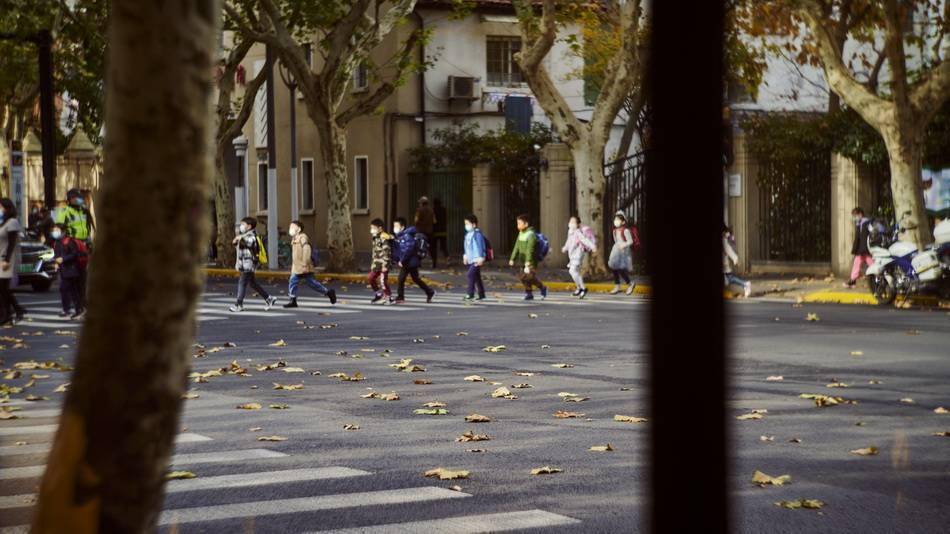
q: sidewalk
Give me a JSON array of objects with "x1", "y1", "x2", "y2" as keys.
[{"x1": 739, "y1": 273, "x2": 947, "y2": 307}]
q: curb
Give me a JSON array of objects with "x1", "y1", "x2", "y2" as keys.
[
  {"x1": 800, "y1": 290, "x2": 940, "y2": 307},
  {"x1": 202, "y1": 268, "x2": 652, "y2": 295}
]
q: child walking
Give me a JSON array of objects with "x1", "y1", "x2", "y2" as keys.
[
  {"x1": 509, "y1": 214, "x2": 547, "y2": 300},
  {"x1": 723, "y1": 225, "x2": 752, "y2": 297},
  {"x1": 230, "y1": 217, "x2": 277, "y2": 312},
  {"x1": 462, "y1": 214, "x2": 488, "y2": 301},
  {"x1": 561, "y1": 215, "x2": 595, "y2": 299},
  {"x1": 283, "y1": 220, "x2": 336, "y2": 307},
  {"x1": 51, "y1": 224, "x2": 85, "y2": 319},
  {"x1": 392, "y1": 217, "x2": 436, "y2": 304},
  {"x1": 607, "y1": 211, "x2": 638, "y2": 295},
  {"x1": 368, "y1": 218, "x2": 393, "y2": 304}
]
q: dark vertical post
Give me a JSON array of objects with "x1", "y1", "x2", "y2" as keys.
[
  {"x1": 646, "y1": 1, "x2": 728, "y2": 533},
  {"x1": 37, "y1": 29, "x2": 57, "y2": 209},
  {"x1": 264, "y1": 45, "x2": 278, "y2": 269}
]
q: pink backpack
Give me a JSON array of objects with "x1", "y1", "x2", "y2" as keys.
[{"x1": 580, "y1": 225, "x2": 597, "y2": 252}]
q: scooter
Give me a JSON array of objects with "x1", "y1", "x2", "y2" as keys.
[{"x1": 866, "y1": 219, "x2": 950, "y2": 305}]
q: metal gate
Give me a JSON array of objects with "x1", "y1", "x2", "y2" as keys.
[
  {"x1": 406, "y1": 168, "x2": 472, "y2": 255},
  {"x1": 499, "y1": 164, "x2": 541, "y2": 253},
  {"x1": 755, "y1": 152, "x2": 831, "y2": 262}
]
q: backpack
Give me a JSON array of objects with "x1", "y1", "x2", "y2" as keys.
[
  {"x1": 414, "y1": 232, "x2": 429, "y2": 259},
  {"x1": 580, "y1": 225, "x2": 597, "y2": 252},
  {"x1": 310, "y1": 246, "x2": 320, "y2": 267},
  {"x1": 534, "y1": 232, "x2": 550, "y2": 263},
  {"x1": 255, "y1": 235, "x2": 268, "y2": 265},
  {"x1": 630, "y1": 225, "x2": 641, "y2": 250},
  {"x1": 65, "y1": 237, "x2": 89, "y2": 270},
  {"x1": 483, "y1": 235, "x2": 494, "y2": 263}
]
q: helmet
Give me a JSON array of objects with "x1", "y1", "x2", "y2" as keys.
[{"x1": 67, "y1": 188, "x2": 82, "y2": 199}]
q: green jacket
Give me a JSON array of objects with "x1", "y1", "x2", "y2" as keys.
[
  {"x1": 54, "y1": 205, "x2": 94, "y2": 241},
  {"x1": 510, "y1": 227, "x2": 537, "y2": 266}
]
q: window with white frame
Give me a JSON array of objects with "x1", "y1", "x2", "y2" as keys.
[
  {"x1": 486, "y1": 36, "x2": 523, "y2": 87},
  {"x1": 354, "y1": 156, "x2": 369, "y2": 212},
  {"x1": 301, "y1": 158, "x2": 314, "y2": 211},
  {"x1": 257, "y1": 161, "x2": 268, "y2": 211},
  {"x1": 353, "y1": 62, "x2": 369, "y2": 92}
]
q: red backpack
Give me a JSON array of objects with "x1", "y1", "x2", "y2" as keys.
[{"x1": 65, "y1": 237, "x2": 90, "y2": 270}]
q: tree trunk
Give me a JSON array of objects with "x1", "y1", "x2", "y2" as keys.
[
  {"x1": 32, "y1": 1, "x2": 219, "y2": 532},
  {"x1": 573, "y1": 137, "x2": 609, "y2": 277},
  {"x1": 213, "y1": 142, "x2": 237, "y2": 268},
  {"x1": 318, "y1": 119, "x2": 357, "y2": 272},
  {"x1": 881, "y1": 126, "x2": 931, "y2": 247}
]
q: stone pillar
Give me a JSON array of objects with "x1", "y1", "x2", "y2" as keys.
[
  {"x1": 831, "y1": 153, "x2": 874, "y2": 278},
  {"x1": 539, "y1": 143, "x2": 573, "y2": 267},
  {"x1": 725, "y1": 129, "x2": 758, "y2": 273},
  {"x1": 472, "y1": 163, "x2": 503, "y2": 252}
]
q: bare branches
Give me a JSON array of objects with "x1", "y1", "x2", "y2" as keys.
[
  {"x1": 223, "y1": 2, "x2": 278, "y2": 46},
  {"x1": 590, "y1": 0, "x2": 643, "y2": 141},
  {"x1": 222, "y1": 63, "x2": 268, "y2": 144}
]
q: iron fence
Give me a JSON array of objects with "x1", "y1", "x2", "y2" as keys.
[
  {"x1": 406, "y1": 168, "x2": 473, "y2": 256},
  {"x1": 499, "y1": 163, "x2": 541, "y2": 253}
]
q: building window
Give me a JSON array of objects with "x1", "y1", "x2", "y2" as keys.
[
  {"x1": 486, "y1": 36, "x2": 523, "y2": 87},
  {"x1": 353, "y1": 62, "x2": 369, "y2": 92},
  {"x1": 301, "y1": 158, "x2": 314, "y2": 211},
  {"x1": 354, "y1": 156, "x2": 368, "y2": 212},
  {"x1": 257, "y1": 161, "x2": 268, "y2": 211}
]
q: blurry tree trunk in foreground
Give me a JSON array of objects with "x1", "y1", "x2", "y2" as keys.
[{"x1": 32, "y1": 1, "x2": 220, "y2": 532}]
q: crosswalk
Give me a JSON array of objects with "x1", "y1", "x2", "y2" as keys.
[
  {"x1": 11, "y1": 290, "x2": 645, "y2": 331},
  {"x1": 0, "y1": 400, "x2": 581, "y2": 533}
]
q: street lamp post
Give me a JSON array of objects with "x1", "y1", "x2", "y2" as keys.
[
  {"x1": 265, "y1": 45, "x2": 278, "y2": 270},
  {"x1": 278, "y1": 60, "x2": 299, "y2": 221},
  {"x1": 233, "y1": 135, "x2": 249, "y2": 223}
]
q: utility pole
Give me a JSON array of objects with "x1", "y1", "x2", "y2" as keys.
[
  {"x1": 265, "y1": 45, "x2": 278, "y2": 270},
  {"x1": 278, "y1": 61, "x2": 299, "y2": 221}
]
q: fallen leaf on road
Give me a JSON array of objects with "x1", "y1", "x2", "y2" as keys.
[
  {"x1": 900, "y1": 398, "x2": 915, "y2": 404},
  {"x1": 269, "y1": 403, "x2": 290, "y2": 410},
  {"x1": 349, "y1": 336, "x2": 369, "y2": 340},
  {"x1": 760, "y1": 435, "x2": 775, "y2": 442},
  {"x1": 465, "y1": 413, "x2": 491, "y2": 423},
  {"x1": 449, "y1": 485, "x2": 463, "y2": 491},
  {"x1": 849, "y1": 447, "x2": 878, "y2": 456},
  {"x1": 456, "y1": 431, "x2": 490, "y2": 442},
  {"x1": 554, "y1": 410, "x2": 585, "y2": 419},
  {"x1": 868, "y1": 379, "x2": 882, "y2": 385},
  {"x1": 3, "y1": 370, "x2": 20, "y2": 379},
  {"x1": 270, "y1": 340, "x2": 287, "y2": 347},
  {"x1": 181, "y1": 393, "x2": 199, "y2": 400},
  {"x1": 775, "y1": 499, "x2": 824, "y2": 510},
  {"x1": 551, "y1": 363, "x2": 574, "y2": 368},
  {"x1": 248, "y1": 427, "x2": 262, "y2": 432},
  {"x1": 491, "y1": 387, "x2": 513, "y2": 398},
  {"x1": 390, "y1": 358, "x2": 426, "y2": 372},
  {"x1": 483, "y1": 345, "x2": 507, "y2": 352},
  {"x1": 932, "y1": 431, "x2": 950, "y2": 437},
  {"x1": 414, "y1": 379, "x2": 432, "y2": 385},
  {"x1": 514, "y1": 371, "x2": 536, "y2": 377},
  {"x1": 906, "y1": 329, "x2": 921, "y2": 335},
  {"x1": 414, "y1": 408, "x2": 449, "y2": 415},
  {"x1": 800, "y1": 393, "x2": 853, "y2": 407},
  {"x1": 343, "y1": 424, "x2": 360, "y2": 431},
  {"x1": 511, "y1": 383, "x2": 533, "y2": 389},
  {"x1": 0, "y1": 411, "x2": 19, "y2": 420},
  {"x1": 256, "y1": 361, "x2": 287, "y2": 371},
  {"x1": 766, "y1": 376, "x2": 784, "y2": 381},
  {"x1": 736, "y1": 412, "x2": 764, "y2": 420},
  {"x1": 806, "y1": 313, "x2": 819, "y2": 321},
  {"x1": 540, "y1": 344, "x2": 551, "y2": 349},
  {"x1": 257, "y1": 435, "x2": 287, "y2": 442},
  {"x1": 850, "y1": 351, "x2": 864, "y2": 357},
  {"x1": 166, "y1": 471, "x2": 196, "y2": 480},
  {"x1": 422, "y1": 401, "x2": 446, "y2": 408},
  {"x1": 456, "y1": 332, "x2": 468, "y2": 336},
  {"x1": 528, "y1": 313, "x2": 539, "y2": 319},
  {"x1": 328, "y1": 372, "x2": 365, "y2": 382},
  {"x1": 826, "y1": 382, "x2": 849, "y2": 388},
  {"x1": 935, "y1": 407, "x2": 948, "y2": 414},
  {"x1": 362, "y1": 391, "x2": 400, "y2": 401},
  {"x1": 25, "y1": 395, "x2": 47, "y2": 401},
  {"x1": 464, "y1": 375, "x2": 486, "y2": 382},
  {"x1": 468, "y1": 448, "x2": 486, "y2": 453},
  {"x1": 236, "y1": 403, "x2": 261, "y2": 410},
  {"x1": 589, "y1": 444, "x2": 614, "y2": 452},
  {"x1": 789, "y1": 438, "x2": 802, "y2": 443},
  {"x1": 752, "y1": 470, "x2": 791, "y2": 486},
  {"x1": 273, "y1": 383, "x2": 303, "y2": 390},
  {"x1": 531, "y1": 466, "x2": 562, "y2": 475},
  {"x1": 424, "y1": 468, "x2": 470, "y2": 480},
  {"x1": 320, "y1": 323, "x2": 338, "y2": 329},
  {"x1": 614, "y1": 415, "x2": 648, "y2": 423}
]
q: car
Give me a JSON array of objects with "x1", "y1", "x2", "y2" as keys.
[{"x1": 17, "y1": 231, "x2": 58, "y2": 292}]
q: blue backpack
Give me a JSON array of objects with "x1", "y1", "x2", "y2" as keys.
[
  {"x1": 534, "y1": 232, "x2": 550, "y2": 263},
  {"x1": 310, "y1": 246, "x2": 320, "y2": 266}
]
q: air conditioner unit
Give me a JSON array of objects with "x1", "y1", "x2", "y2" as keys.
[{"x1": 448, "y1": 75, "x2": 479, "y2": 100}]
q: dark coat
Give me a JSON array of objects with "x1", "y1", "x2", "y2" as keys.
[
  {"x1": 53, "y1": 238, "x2": 82, "y2": 279},
  {"x1": 851, "y1": 218, "x2": 871, "y2": 256},
  {"x1": 393, "y1": 226, "x2": 421, "y2": 269}
]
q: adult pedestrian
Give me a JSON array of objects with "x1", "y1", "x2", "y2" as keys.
[
  {"x1": 54, "y1": 188, "x2": 95, "y2": 306},
  {"x1": 0, "y1": 198, "x2": 26, "y2": 324},
  {"x1": 462, "y1": 214, "x2": 487, "y2": 301},
  {"x1": 392, "y1": 216, "x2": 435, "y2": 304},
  {"x1": 229, "y1": 217, "x2": 278, "y2": 312},
  {"x1": 561, "y1": 215, "x2": 596, "y2": 298},
  {"x1": 607, "y1": 211, "x2": 638, "y2": 295},
  {"x1": 844, "y1": 207, "x2": 873, "y2": 288},
  {"x1": 51, "y1": 223, "x2": 85, "y2": 319},
  {"x1": 282, "y1": 220, "x2": 336, "y2": 308},
  {"x1": 414, "y1": 196, "x2": 435, "y2": 263},
  {"x1": 509, "y1": 213, "x2": 547, "y2": 300},
  {"x1": 431, "y1": 197, "x2": 447, "y2": 268}
]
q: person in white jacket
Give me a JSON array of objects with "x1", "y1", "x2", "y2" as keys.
[
  {"x1": 723, "y1": 225, "x2": 752, "y2": 298},
  {"x1": 561, "y1": 216, "x2": 596, "y2": 298}
]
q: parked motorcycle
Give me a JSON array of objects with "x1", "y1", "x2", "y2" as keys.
[{"x1": 866, "y1": 219, "x2": 950, "y2": 305}]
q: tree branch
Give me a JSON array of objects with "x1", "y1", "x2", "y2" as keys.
[
  {"x1": 590, "y1": 0, "x2": 642, "y2": 142},
  {"x1": 221, "y1": 62, "x2": 267, "y2": 143},
  {"x1": 223, "y1": 1, "x2": 278, "y2": 46}
]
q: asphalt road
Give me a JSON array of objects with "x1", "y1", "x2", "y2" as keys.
[{"x1": 0, "y1": 280, "x2": 948, "y2": 533}]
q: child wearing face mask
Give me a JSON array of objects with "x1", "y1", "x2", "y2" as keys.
[
  {"x1": 368, "y1": 218, "x2": 393, "y2": 304},
  {"x1": 462, "y1": 214, "x2": 488, "y2": 301},
  {"x1": 51, "y1": 224, "x2": 84, "y2": 319},
  {"x1": 561, "y1": 215, "x2": 596, "y2": 298},
  {"x1": 283, "y1": 220, "x2": 336, "y2": 308},
  {"x1": 607, "y1": 211, "x2": 638, "y2": 295},
  {"x1": 229, "y1": 217, "x2": 277, "y2": 312}
]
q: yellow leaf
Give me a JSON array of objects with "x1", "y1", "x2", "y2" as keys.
[
  {"x1": 849, "y1": 447, "x2": 878, "y2": 456},
  {"x1": 465, "y1": 413, "x2": 491, "y2": 423},
  {"x1": 269, "y1": 403, "x2": 290, "y2": 409},
  {"x1": 826, "y1": 382, "x2": 849, "y2": 388},
  {"x1": 932, "y1": 431, "x2": 950, "y2": 437},
  {"x1": 752, "y1": 470, "x2": 791, "y2": 486},
  {"x1": 166, "y1": 471, "x2": 197, "y2": 480},
  {"x1": 422, "y1": 401, "x2": 446, "y2": 408},
  {"x1": 236, "y1": 403, "x2": 262, "y2": 410},
  {"x1": 514, "y1": 371, "x2": 536, "y2": 377},
  {"x1": 511, "y1": 383, "x2": 533, "y2": 389},
  {"x1": 530, "y1": 466, "x2": 562, "y2": 475},
  {"x1": 589, "y1": 444, "x2": 614, "y2": 452},
  {"x1": 554, "y1": 410, "x2": 585, "y2": 419},
  {"x1": 456, "y1": 430, "x2": 490, "y2": 442},
  {"x1": 181, "y1": 393, "x2": 200, "y2": 400},
  {"x1": 54, "y1": 383, "x2": 69, "y2": 393},
  {"x1": 491, "y1": 387, "x2": 512, "y2": 398},
  {"x1": 806, "y1": 313, "x2": 819, "y2": 321},
  {"x1": 270, "y1": 339, "x2": 288, "y2": 347},
  {"x1": 282, "y1": 367, "x2": 306, "y2": 373},
  {"x1": 256, "y1": 361, "x2": 287, "y2": 371},
  {"x1": 850, "y1": 351, "x2": 864, "y2": 356},
  {"x1": 0, "y1": 410, "x2": 19, "y2": 420},
  {"x1": 736, "y1": 412, "x2": 764, "y2": 420},
  {"x1": 934, "y1": 407, "x2": 948, "y2": 414},
  {"x1": 414, "y1": 379, "x2": 432, "y2": 385},
  {"x1": 272, "y1": 383, "x2": 304, "y2": 390},
  {"x1": 248, "y1": 427, "x2": 262, "y2": 432},
  {"x1": 775, "y1": 499, "x2": 824, "y2": 509},
  {"x1": 765, "y1": 375, "x2": 784, "y2": 381},
  {"x1": 423, "y1": 467, "x2": 470, "y2": 480},
  {"x1": 899, "y1": 398, "x2": 914, "y2": 404},
  {"x1": 483, "y1": 345, "x2": 507, "y2": 352},
  {"x1": 760, "y1": 435, "x2": 775, "y2": 442},
  {"x1": 257, "y1": 435, "x2": 288, "y2": 442},
  {"x1": 614, "y1": 414, "x2": 648, "y2": 423},
  {"x1": 464, "y1": 375, "x2": 485, "y2": 382},
  {"x1": 343, "y1": 424, "x2": 360, "y2": 431}
]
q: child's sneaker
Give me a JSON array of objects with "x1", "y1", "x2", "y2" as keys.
[
  {"x1": 328, "y1": 289, "x2": 337, "y2": 305},
  {"x1": 463, "y1": 295, "x2": 476, "y2": 302},
  {"x1": 371, "y1": 293, "x2": 383, "y2": 304},
  {"x1": 392, "y1": 298, "x2": 405, "y2": 305},
  {"x1": 426, "y1": 290, "x2": 436, "y2": 303},
  {"x1": 58, "y1": 310, "x2": 72, "y2": 318},
  {"x1": 572, "y1": 289, "x2": 582, "y2": 297},
  {"x1": 578, "y1": 288, "x2": 588, "y2": 299},
  {"x1": 70, "y1": 309, "x2": 85, "y2": 320},
  {"x1": 264, "y1": 296, "x2": 278, "y2": 310},
  {"x1": 626, "y1": 283, "x2": 635, "y2": 295},
  {"x1": 609, "y1": 284, "x2": 621, "y2": 295},
  {"x1": 476, "y1": 295, "x2": 487, "y2": 301},
  {"x1": 229, "y1": 304, "x2": 245, "y2": 313},
  {"x1": 743, "y1": 281, "x2": 752, "y2": 298},
  {"x1": 523, "y1": 293, "x2": 534, "y2": 301},
  {"x1": 540, "y1": 286, "x2": 548, "y2": 300},
  {"x1": 283, "y1": 299, "x2": 298, "y2": 308}
]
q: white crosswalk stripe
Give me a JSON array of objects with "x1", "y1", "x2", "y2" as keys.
[{"x1": 316, "y1": 509, "x2": 582, "y2": 533}]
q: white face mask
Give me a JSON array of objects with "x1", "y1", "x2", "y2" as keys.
[
  {"x1": 394, "y1": 225, "x2": 403, "y2": 234},
  {"x1": 51, "y1": 230, "x2": 63, "y2": 240},
  {"x1": 289, "y1": 226, "x2": 299, "y2": 237},
  {"x1": 464, "y1": 223, "x2": 474, "y2": 232},
  {"x1": 613, "y1": 220, "x2": 623, "y2": 228},
  {"x1": 239, "y1": 224, "x2": 248, "y2": 233},
  {"x1": 370, "y1": 228, "x2": 379, "y2": 236},
  {"x1": 568, "y1": 222, "x2": 578, "y2": 230}
]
